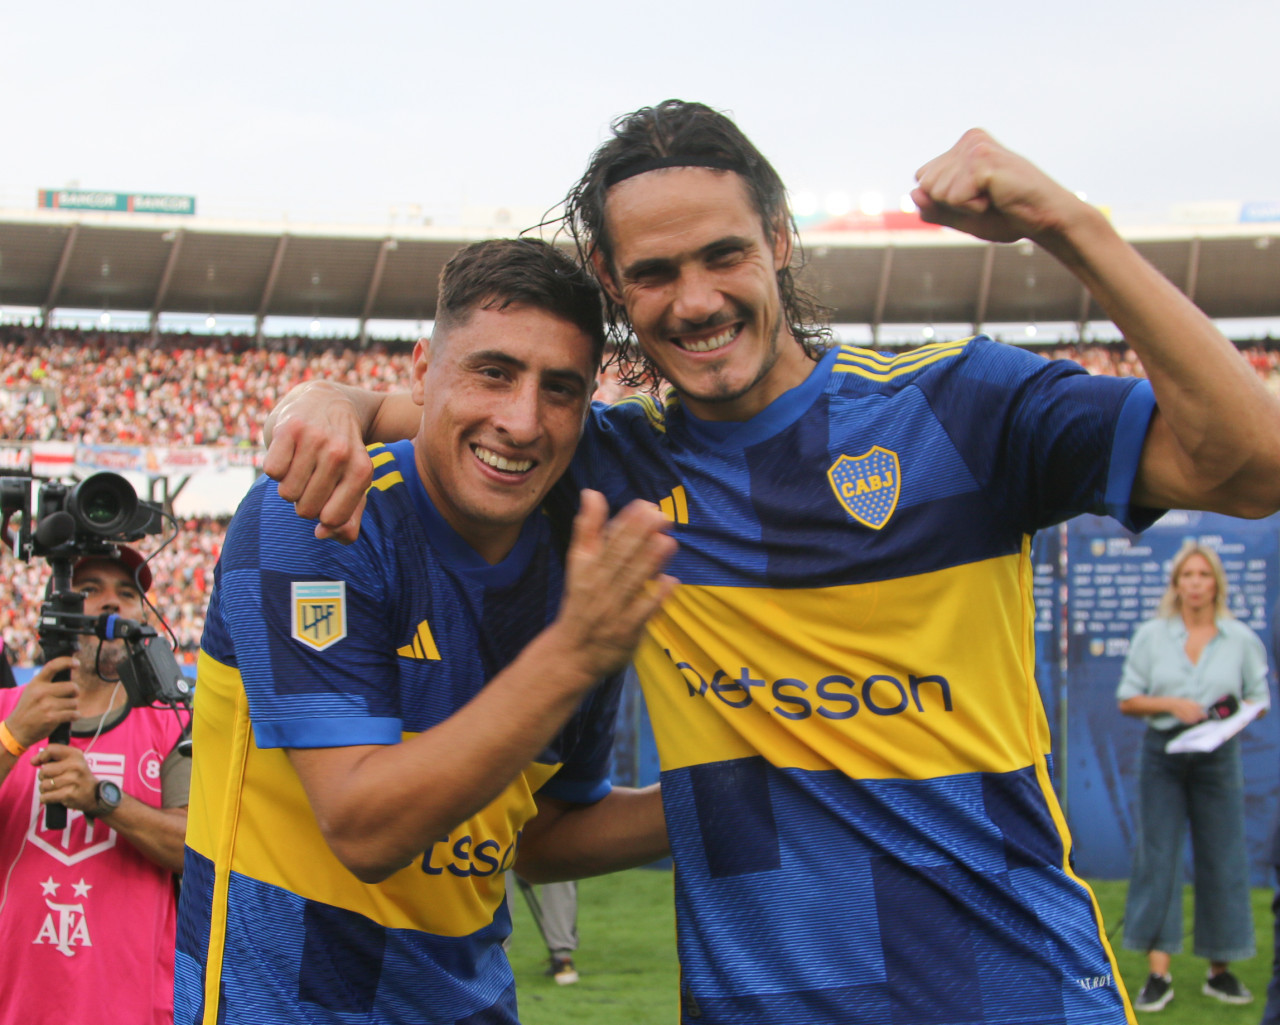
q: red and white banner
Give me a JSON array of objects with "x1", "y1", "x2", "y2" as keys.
[
  {"x1": 31, "y1": 442, "x2": 76, "y2": 478},
  {"x1": 1, "y1": 443, "x2": 263, "y2": 479}
]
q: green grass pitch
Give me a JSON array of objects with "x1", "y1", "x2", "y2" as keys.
[{"x1": 506, "y1": 870, "x2": 1276, "y2": 1025}]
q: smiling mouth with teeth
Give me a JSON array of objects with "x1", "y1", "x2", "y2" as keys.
[
  {"x1": 677, "y1": 324, "x2": 738, "y2": 353},
  {"x1": 473, "y1": 445, "x2": 534, "y2": 474}
]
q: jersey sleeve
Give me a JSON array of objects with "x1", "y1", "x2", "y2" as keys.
[
  {"x1": 212, "y1": 477, "x2": 404, "y2": 750},
  {"x1": 537, "y1": 668, "x2": 625, "y2": 805},
  {"x1": 921, "y1": 338, "x2": 1162, "y2": 533}
]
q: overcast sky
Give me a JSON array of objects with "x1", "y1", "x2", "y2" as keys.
[{"x1": 3, "y1": 0, "x2": 1277, "y2": 227}]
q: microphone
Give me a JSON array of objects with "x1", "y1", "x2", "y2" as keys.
[{"x1": 33, "y1": 511, "x2": 75, "y2": 550}]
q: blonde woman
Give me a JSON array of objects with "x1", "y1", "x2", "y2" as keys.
[{"x1": 1117, "y1": 542, "x2": 1270, "y2": 1011}]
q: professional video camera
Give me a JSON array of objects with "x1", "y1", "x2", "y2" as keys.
[{"x1": 1, "y1": 472, "x2": 192, "y2": 827}]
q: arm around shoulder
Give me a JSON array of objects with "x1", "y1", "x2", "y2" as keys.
[{"x1": 262, "y1": 382, "x2": 420, "y2": 541}]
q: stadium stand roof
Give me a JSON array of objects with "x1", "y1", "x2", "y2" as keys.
[{"x1": 1, "y1": 208, "x2": 1277, "y2": 340}]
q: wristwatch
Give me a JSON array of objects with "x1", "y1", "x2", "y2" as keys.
[{"x1": 91, "y1": 779, "x2": 123, "y2": 819}]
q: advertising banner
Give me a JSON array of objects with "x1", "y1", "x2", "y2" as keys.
[{"x1": 37, "y1": 189, "x2": 196, "y2": 215}]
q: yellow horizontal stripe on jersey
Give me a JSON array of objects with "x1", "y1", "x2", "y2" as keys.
[
  {"x1": 834, "y1": 351, "x2": 965, "y2": 382},
  {"x1": 368, "y1": 471, "x2": 404, "y2": 492},
  {"x1": 370, "y1": 449, "x2": 396, "y2": 469},
  {"x1": 836, "y1": 338, "x2": 971, "y2": 365},
  {"x1": 635, "y1": 544, "x2": 1048, "y2": 781},
  {"x1": 612, "y1": 393, "x2": 667, "y2": 434},
  {"x1": 191, "y1": 654, "x2": 559, "y2": 937},
  {"x1": 834, "y1": 341, "x2": 969, "y2": 381}
]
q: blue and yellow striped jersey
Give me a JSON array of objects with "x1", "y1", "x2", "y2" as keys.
[
  {"x1": 176, "y1": 439, "x2": 619, "y2": 1025},
  {"x1": 570, "y1": 339, "x2": 1156, "y2": 1025}
]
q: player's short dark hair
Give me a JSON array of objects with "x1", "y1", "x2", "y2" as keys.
[
  {"x1": 559, "y1": 99, "x2": 832, "y2": 389},
  {"x1": 434, "y1": 238, "x2": 606, "y2": 369}
]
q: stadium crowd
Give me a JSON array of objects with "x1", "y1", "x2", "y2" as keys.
[
  {"x1": 1, "y1": 324, "x2": 1278, "y2": 665},
  {"x1": 0, "y1": 515, "x2": 228, "y2": 665},
  {"x1": 0, "y1": 323, "x2": 411, "y2": 446}
]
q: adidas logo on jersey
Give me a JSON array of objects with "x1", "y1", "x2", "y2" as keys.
[
  {"x1": 397, "y1": 620, "x2": 441, "y2": 660},
  {"x1": 657, "y1": 485, "x2": 689, "y2": 525}
]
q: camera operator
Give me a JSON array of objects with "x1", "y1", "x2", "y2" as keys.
[{"x1": 0, "y1": 546, "x2": 189, "y2": 1025}]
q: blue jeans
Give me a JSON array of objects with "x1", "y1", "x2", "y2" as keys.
[{"x1": 1121, "y1": 730, "x2": 1254, "y2": 962}]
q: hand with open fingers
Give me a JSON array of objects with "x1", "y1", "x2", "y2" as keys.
[
  {"x1": 33, "y1": 744, "x2": 98, "y2": 812},
  {"x1": 555, "y1": 490, "x2": 679, "y2": 682},
  {"x1": 4, "y1": 656, "x2": 80, "y2": 749},
  {"x1": 262, "y1": 382, "x2": 373, "y2": 543},
  {"x1": 911, "y1": 128, "x2": 1085, "y2": 245}
]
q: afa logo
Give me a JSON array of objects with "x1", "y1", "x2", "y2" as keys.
[
  {"x1": 291, "y1": 581, "x2": 347, "y2": 651},
  {"x1": 27, "y1": 753, "x2": 126, "y2": 866},
  {"x1": 828, "y1": 446, "x2": 900, "y2": 530}
]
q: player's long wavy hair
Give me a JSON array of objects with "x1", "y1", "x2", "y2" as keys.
[{"x1": 557, "y1": 99, "x2": 833, "y2": 392}]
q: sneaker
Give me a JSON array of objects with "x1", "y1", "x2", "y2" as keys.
[
  {"x1": 1133, "y1": 973, "x2": 1174, "y2": 1012},
  {"x1": 547, "y1": 955, "x2": 579, "y2": 986},
  {"x1": 1202, "y1": 969, "x2": 1253, "y2": 1005}
]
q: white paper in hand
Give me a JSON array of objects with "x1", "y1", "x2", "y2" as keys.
[{"x1": 1165, "y1": 700, "x2": 1267, "y2": 754}]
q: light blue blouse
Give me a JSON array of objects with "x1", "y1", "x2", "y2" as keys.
[{"x1": 1116, "y1": 615, "x2": 1270, "y2": 731}]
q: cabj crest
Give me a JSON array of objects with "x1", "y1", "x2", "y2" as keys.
[{"x1": 828, "y1": 447, "x2": 901, "y2": 530}]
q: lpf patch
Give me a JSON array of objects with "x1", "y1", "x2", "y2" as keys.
[
  {"x1": 828, "y1": 447, "x2": 901, "y2": 530},
  {"x1": 291, "y1": 581, "x2": 347, "y2": 651}
]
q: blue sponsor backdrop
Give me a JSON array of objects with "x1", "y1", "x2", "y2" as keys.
[
  {"x1": 612, "y1": 511, "x2": 1280, "y2": 884},
  {"x1": 1033, "y1": 526, "x2": 1065, "y2": 758},
  {"x1": 1063, "y1": 510, "x2": 1280, "y2": 885}
]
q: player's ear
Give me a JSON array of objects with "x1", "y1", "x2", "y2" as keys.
[
  {"x1": 591, "y1": 249, "x2": 623, "y2": 305},
  {"x1": 770, "y1": 219, "x2": 792, "y2": 271},
  {"x1": 410, "y1": 337, "x2": 432, "y2": 404}
]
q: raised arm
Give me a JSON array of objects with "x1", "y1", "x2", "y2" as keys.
[
  {"x1": 286, "y1": 491, "x2": 678, "y2": 884},
  {"x1": 913, "y1": 129, "x2": 1280, "y2": 518},
  {"x1": 263, "y1": 381, "x2": 418, "y2": 541}
]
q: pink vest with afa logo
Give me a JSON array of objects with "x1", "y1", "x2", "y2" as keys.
[{"x1": 0, "y1": 688, "x2": 186, "y2": 1025}]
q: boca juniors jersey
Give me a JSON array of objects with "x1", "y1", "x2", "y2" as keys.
[
  {"x1": 177, "y1": 439, "x2": 619, "y2": 1025},
  {"x1": 569, "y1": 338, "x2": 1157, "y2": 1025}
]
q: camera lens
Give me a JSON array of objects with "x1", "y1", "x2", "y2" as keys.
[
  {"x1": 66, "y1": 473, "x2": 138, "y2": 537},
  {"x1": 83, "y1": 492, "x2": 120, "y2": 525}
]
